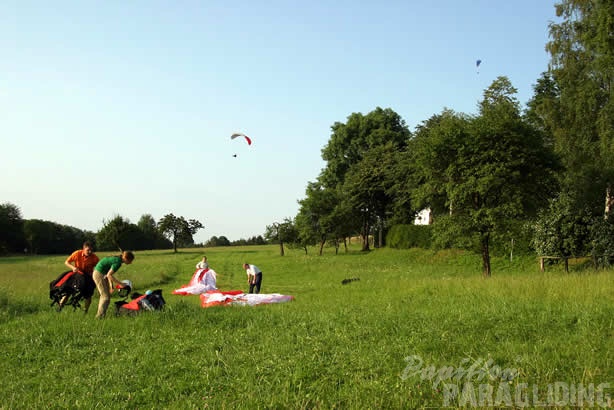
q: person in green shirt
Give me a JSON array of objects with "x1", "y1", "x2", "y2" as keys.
[{"x1": 93, "y1": 250, "x2": 135, "y2": 318}]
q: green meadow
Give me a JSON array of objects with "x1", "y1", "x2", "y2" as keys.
[{"x1": 0, "y1": 245, "x2": 612, "y2": 409}]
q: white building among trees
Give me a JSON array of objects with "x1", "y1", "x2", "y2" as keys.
[{"x1": 414, "y1": 208, "x2": 431, "y2": 225}]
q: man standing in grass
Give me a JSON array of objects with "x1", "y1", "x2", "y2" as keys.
[
  {"x1": 243, "y1": 263, "x2": 262, "y2": 294},
  {"x1": 60, "y1": 241, "x2": 99, "y2": 312}
]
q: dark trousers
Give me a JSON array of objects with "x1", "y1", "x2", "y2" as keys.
[{"x1": 249, "y1": 273, "x2": 262, "y2": 294}]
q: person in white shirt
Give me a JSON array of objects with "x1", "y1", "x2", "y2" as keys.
[
  {"x1": 196, "y1": 256, "x2": 209, "y2": 270},
  {"x1": 243, "y1": 263, "x2": 262, "y2": 294}
]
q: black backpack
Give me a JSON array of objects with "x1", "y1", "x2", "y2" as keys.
[
  {"x1": 115, "y1": 289, "x2": 166, "y2": 316},
  {"x1": 49, "y1": 271, "x2": 95, "y2": 311}
]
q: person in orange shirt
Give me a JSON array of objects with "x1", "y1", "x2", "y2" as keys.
[{"x1": 61, "y1": 241, "x2": 99, "y2": 312}]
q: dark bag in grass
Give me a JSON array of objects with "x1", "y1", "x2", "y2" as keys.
[
  {"x1": 49, "y1": 270, "x2": 96, "y2": 311},
  {"x1": 115, "y1": 289, "x2": 166, "y2": 316}
]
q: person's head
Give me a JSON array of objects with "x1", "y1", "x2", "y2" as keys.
[
  {"x1": 243, "y1": 263, "x2": 249, "y2": 270},
  {"x1": 202, "y1": 256, "x2": 207, "y2": 262},
  {"x1": 82, "y1": 241, "x2": 94, "y2": 256},
  {"x1": 122, "y1": 251, "x2": 135, "y2": 265}
]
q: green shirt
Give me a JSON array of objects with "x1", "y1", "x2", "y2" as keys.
[{"x1": 94, "y1": 256, "x2": 123, "y2": 274}]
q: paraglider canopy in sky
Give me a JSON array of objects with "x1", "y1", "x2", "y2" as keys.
[
  {"x1": 231, "y1": 133, "x2": 252, "y2": 145},
  {"x1": 476, "y1": 59, "x2": 482, "y2": 74}
]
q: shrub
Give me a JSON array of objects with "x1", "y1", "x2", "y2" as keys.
[
  {"x1": 386, "y1": 224, "x2": 432, "y2": 249},
  {"x1": 590, "y1": 215, "x2": 614, "y2": 268}
]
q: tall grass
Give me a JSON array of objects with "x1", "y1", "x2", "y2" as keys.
[{"x1": 0, "y1": 246, "x2": 612, "y2": 409}]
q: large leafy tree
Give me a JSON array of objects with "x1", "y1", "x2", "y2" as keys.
[
  {"x1": 327, "y1": 199, "x2": 358, "y2": 253},
  {"x1": 136, "y1": 214, "x2": 171, "y2": 250},
  {"x1": 158, "y1": 213, "x2": 204, "y2": 253},
  {"x1": 97, "y1": 215, "x2": 149, "y2": 251},
  {"x1": 308, "y1": 107, "x2": 411, "y2": 251},
  {"x1": 532, "y1": 191, "x2": 593, "y2": 259},
  {"x1": 413, "y1": 77, "x2": 560, "y2": 277},
  {"x1": 544, "y1": 0, "x2": 614, "y2": 215},
  {"x1": 296, "y1": 182, "x2": 341, "y2": 255},
  {"x1": 136, "y1": 214, "x2": 159, "y2": 249},
  {"x1": 320, "y1": 107, "x2": 411, "y2": 188},
  {"x1": 0, "y1": 202, "x2": 25, "y2": 254},
  {"x1": 343, "y1": 143, "x2": 399, "y2": 250}
]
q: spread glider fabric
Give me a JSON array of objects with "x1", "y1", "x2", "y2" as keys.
[
  {"x1": 200, "y1": 291, "x2": 294, "y2": 308},
  {"x1": 172, "y1": 268, "x2": 218, "y2": 295}
]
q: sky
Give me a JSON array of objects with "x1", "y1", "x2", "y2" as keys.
[{"x1": 1, "y1": 0, "x2": 558, "y2": 244}]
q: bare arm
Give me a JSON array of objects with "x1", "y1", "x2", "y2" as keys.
[
  {"x1": 64, "y1": 258, "x2": 78, "y2": 272},
  {"x1": 105, "y1": 269, "x2": 124, "y2": 291}
]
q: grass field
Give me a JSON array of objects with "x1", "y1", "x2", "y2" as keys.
[{"x1": 0, "y1": 245, "x2": 612, "y2": 409}]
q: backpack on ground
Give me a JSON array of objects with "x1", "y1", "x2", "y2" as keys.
[{"x1": 114, "y1": 289, "x2": 166, "y2": 316}]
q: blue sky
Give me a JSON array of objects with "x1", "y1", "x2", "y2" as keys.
[{"x1": 1, "y1": 1, "x2": 557, "y2": 243}]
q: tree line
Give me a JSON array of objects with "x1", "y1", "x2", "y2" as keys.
[
  {"x1": 265, "y1": 0, "x2": 614, "y2": 276},
  {"x1": 0, "y1": 203, "x2": 270, "y2": 255},
  {"x1": 0, "y1": 206, "x2": 207, "y2": 255}
]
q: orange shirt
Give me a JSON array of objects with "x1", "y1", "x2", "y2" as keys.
[{"x1": 66, "y1": 250, "x2": 100, "y2": 274}]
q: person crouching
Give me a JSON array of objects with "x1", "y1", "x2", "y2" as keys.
[{"x1": 93, "y1": 251, "x2": 135, "y2": 319}]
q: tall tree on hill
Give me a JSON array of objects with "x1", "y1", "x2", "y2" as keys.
[
  {"x1": 413, "y1": 78, "x2": 560, "y2": 277},
  {"x1": 544, "y1": 0, "x2": 614, "y2": 216},
  {"x1": 158, "y1": 213, "x2": 204, "y2": 253}
]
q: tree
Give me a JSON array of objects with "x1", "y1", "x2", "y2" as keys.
[
  {"x1": 137, "y1": 214, "x2": 157, "y2": 249},
  {"x1": 413, "y1": 78, "x2": 560, "y2": 277},
  {"x1": 387, "y1": 148, "x2": 420, "y2": 226},
  {"x1": 217, "y1": 236, "x2": 231, "y2": 246},
  {"x1": 545, "y1": 0, "x2": 614, "y2": 216},
  {"x1": 320, "y1": 107, "x2": 411, "y2": 188},
  {"x1": 0, "y1": 202, "x2": 25, "y2": 254},
  {"x1": 343, "y1": 143, "x2": 399, "y2": 250},
  {"x1": 532, "y1": 191, "x2": 592, "y2": 261},
  {"x1": 23, "y1": 219, "x2": 89, "y2": 254},
  {"x1": 205, "y1": 236, "x2": 230, "y2": 247},
  {"x1": 327, "y1": 199, "x2": 358, "y2": 253},
  {"x1": 158, "y1": 213, "x2": 204, "y2": 252},
  {"x1": 265, "y1": 218, "x2": 298, "y2": 256},
  {"x1": 296, "y1": 182, "x2": 341, "y2": 255},
  {"x1": 97, "y1": 215, "x2": 150, "y2": 251},
  {"x1": 136, "y1": 214, "x2": 172, "y2": 249}
]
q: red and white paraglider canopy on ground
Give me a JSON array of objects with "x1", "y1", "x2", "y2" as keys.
[
  {"x1": 173, "y1": 268, "x2": 218, "y2": 295},
  {"x1": 173, "y1": 266, "x2": 294, "y2": 307},
  {"x1": 200, "y1": 291, "x2": 294, "y2": 308}
]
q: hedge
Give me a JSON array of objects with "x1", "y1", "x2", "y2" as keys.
[{"x1": 386, "y1": 224, "x2": 432, "y2": 249}]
